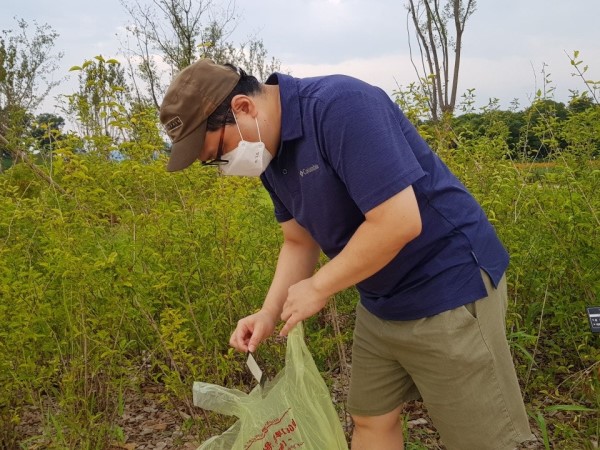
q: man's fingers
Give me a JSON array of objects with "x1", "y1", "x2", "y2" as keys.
[
  {"x1": 230, "y1": 311, "x2": 278, "y2": 352},
  {"x1": 229, "y1": 335, "x2": 247, "y2": 352},
  {"x1": 279, "y1": 315, "x2": 299, "y2": 337},
  {"x1": 248, "y1": 338, "x2": 258, "y2": 353},
  {"x1": 280, "y1": 302, "x2": 291, "y2": 322},
  {"x1": 248, "y1": 324, "x2": 265, "y2": 353},
  {"x1": 230, "y1": 324, "x2": 252, "y2": 352}
]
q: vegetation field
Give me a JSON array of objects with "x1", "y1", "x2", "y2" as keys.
[
  {"x1": 0, "y1": 17, "x2": 598, "y2": 448},
  {"x1": 1, "y1": 104, "x2": 598, "y2": 449}
]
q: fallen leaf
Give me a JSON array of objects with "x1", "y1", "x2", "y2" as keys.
[{"x1": 407, "y1": 418, "x2": 428, "y2": 428}]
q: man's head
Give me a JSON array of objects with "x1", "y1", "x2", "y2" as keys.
[{"x1": 160, "y1": 59, "x2": 263, "y2": 172}]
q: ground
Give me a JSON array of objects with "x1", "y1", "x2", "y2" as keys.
[
  {"x1": 15, "y1": 378, "x2": 547, "y2": 449},
  {"x1": 14, "y1": 344, "x2": 550, "y2": 450}
]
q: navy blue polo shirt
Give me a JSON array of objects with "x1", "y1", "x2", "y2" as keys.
[{"x1": 260, "y1": 73, "x2": 509, "y2": 320}]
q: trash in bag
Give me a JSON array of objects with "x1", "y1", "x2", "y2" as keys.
[{"x1": 193, "y1": 323, "x2": 349, "y2": 450}]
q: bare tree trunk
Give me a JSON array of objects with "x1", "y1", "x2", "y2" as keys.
[
  {"x1": 449, "y1": 0, "x2": 475, "y2": 112},
  {"x1": 406, "y1": 0, "x2": 477, "y2": 120},
  {"x1": 120, "y1": 0, "x2": 232, "y2": 106},
  {"x1": 407, "y1": 0, "x2": 439, "y2": 120}
]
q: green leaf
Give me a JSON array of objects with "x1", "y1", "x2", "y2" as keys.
[
  {"x1": 510, "y1": 342, "x2": 535, "y2": 364},
  {"x1": 69, "y1": 65, "x2": 82, "y2": 71},
  {"x1": 545, "y1": 404, "x2": 596, "y2": 412},
  {"x1": 106, "y1": 58, "x2": 120, "y2": 65}
]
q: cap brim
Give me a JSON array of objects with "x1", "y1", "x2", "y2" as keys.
[{"x1": 166, "y1": 121, "x2": 207, "y2": 172}]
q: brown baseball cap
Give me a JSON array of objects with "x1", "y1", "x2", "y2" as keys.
[{"x1": 160, "y1": 59, "x2": 240, "y2": 172}]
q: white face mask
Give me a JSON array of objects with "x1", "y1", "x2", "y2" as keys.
[{"x1": 219, "y1": 112, "x2": 273, "y2": 177}]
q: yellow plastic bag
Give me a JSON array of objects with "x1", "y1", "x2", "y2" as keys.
[{"x1": 193, "y1": 323, "x2": 349, "y2": 450}]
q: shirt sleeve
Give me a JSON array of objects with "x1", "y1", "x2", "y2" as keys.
[
  {"x1": 260, "y1": 173, "x2": 293, "y2": 222},
  {"x1": 318, "y1": 85, "x2": 425, "y2": 214}
]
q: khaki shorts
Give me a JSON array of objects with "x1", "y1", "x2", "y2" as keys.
[{"x1": 348, "y1": 271, "x2": 534, "y2": 450}]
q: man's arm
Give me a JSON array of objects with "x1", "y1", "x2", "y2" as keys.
[
  {"x1": 280, "y1": 185, "x2": 421, "y2": 336},
  {"x1": 229, "y1": 218, "x2": 320, "y2": 352}
]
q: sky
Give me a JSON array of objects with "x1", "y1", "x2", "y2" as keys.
[{"x1": 2, "y1": 0, "x2": 599, "y2": 116}]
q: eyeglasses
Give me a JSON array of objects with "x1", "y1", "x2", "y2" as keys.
[{"x1": 201, "y1": 110, "x2": 230, "y2": 166}]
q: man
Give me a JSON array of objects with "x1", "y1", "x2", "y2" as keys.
[{"x1": 160, "y1": 59, "x2": 534, "y2": 450}]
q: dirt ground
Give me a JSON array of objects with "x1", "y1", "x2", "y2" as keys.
[{"x1": 14, "y1": 361, "x2": 546, "y2": 449}]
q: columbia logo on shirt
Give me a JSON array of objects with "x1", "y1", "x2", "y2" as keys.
[{"x1": 299, "y1": 164, "x2": 319, "y2": 177}]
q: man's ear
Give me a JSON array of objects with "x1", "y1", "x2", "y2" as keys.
[{"x1": 231, "y1": 94, "x2": 257, "y2": 117}]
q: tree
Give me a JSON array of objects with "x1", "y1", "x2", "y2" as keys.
[
  {"x1": 0, "y1": 18, "x2": 62, "y2": 115},
  {"x1": 198, "y1": 20, "x2": 280, "y2": 83},
  {"x1": 64, "y1": 56, "x2": 168, "y2": 162},
  {"x1": 65, "y1": 56, "x2": 129, "y2": 145},
  {"x1": 28, "y1": 112, "x2": 65, "y2": 154},
  {"x1": 406, "y1": 0, "x2": 477, "y2": 121},
  {"x1": 522, "y1": 99, "x2": 568, "y2": 160},
  {"x1": 567, "y1": 92, "x2": 596, "y2": 114},
  {"x1": 0, "y1": 18, "x2": 62, "y2": 171},
  {"x1": 120, "y1": 0, "x2": 279, "y2": 109}
]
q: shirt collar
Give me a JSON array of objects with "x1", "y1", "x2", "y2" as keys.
[{"x1": 266, "y1": 73, "x2": 303, "y2": 143}]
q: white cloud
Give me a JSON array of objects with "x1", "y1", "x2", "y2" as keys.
[
  {"x1": 2, "y1": 0, "x2": 599, "y2": 115},
  {"x1": 281, "y1": 53, "x2": 415, "y2": 95}
]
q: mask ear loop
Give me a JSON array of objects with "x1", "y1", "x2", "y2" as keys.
[
  {"x1": 231, "y1": 110, "x2": 262, "y2": 143},
  {"x1": 254, "y1": 117, "x2": 262, "y2": 143},
  {"x1": 231, "y1": 110, "x2": 244, "y2": 140}
]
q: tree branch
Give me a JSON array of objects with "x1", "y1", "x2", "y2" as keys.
[{"x1": 0, "y1": 131, "x2": 68, "y2": 195}]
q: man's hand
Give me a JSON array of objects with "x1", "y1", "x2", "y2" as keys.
[
  {"x1": 229, "y1": 219, "x2": 321, "y2": 352},
  {"x1": 280, "y1": 277, "x2": 328, "y2": 337},
  {"x1": 229, "y1": 309, "x2": 278, "y2": 353}
]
